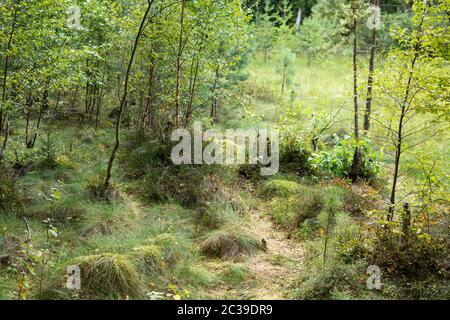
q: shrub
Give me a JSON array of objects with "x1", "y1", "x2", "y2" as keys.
[
  {"x1": 36, "y1": 131, "x2": 60, "y2": 169},
  {"x1": 120, "y1": 132, "x2": 174, "y2": 179},
  {"x1": 0, "y1": 167, "x2": 23, "y2": 214},
  {"x1": 243, "y1": 80, "x2": 278, "y2": 103},
  {"x1": 121, "y1": 133, "x2": 239, "y2": 207},
  {"x1": 370, "y1": 228, "x2": 448, "y2": 279},
  {"x1": 309, "y1": 136, "x2": 382, "y2": 181},
  {"x1": 406, "y1": 278, "x2": 450, "y2": 300},
  {"x1": 295, "y1": 260, "x2": 368, "y2": 300},
  {"x1": 279, "y1": 132, "x2": 313, "y2": 175},
  {"x1": 75, "y1": 253, "x2": 141, "y2": 299}
]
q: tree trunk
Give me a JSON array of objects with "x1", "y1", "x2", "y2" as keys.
[
  {"x1": 0, "y1": 120, "x2": 10, "y2": 160},
  {"x1": 352, "y1": 5, "x2": 359, "y2": 141},
  {"x1": 210, "y1": 65, "x2": 220, "y2": 125},
  {"x1": 388, "y1": 54, "x2": 418, "y2": 221},
  {"x1": 184, "y1": 55, "x2": 199, "y2": 127},
  {"x1": 349, "y1": 2, "x2": 362, "y2": 183},
  {"x1": 103, "y1": 0, "x2": 155, "y2": 194},
  {"x1": 295, "y1": 8, "x2": 302, "y2": 31},
  {"x1": 364, "y1": 0, "x2": 379, "y2": 131},
  {"x1": 143, "y1": 52, "x2": 156, "y2": 128},
  {"x1": 0, "y1": 7, "x2": 17, "y2": 155},
  {"x1": 174, "y1": 0, "x2": 186, "y2": 128}
]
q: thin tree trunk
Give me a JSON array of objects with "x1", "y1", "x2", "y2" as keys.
[
  {"x1": 364, "y1": 0, "x2": 379, "y2": 131},
  {"x1": 71, "y1": 84, "x2": 79, "y2": 110},
  {"x1": 1, "y1": 7, "x2": 17, "y2": 148},
  {"x1": 350, "y1": 2, "x2": 362, "y2": 183},
  {"x1": 95, "y1": 54, "x2": 108, "y2": 129},
  {"x1": 352, "y1": 4, "x2": 359, "y2": 141},
  {"x1": 388, "y1": 54, "x2": 418, "y2": 221},
  {"x1": 85, "y1": 58, "x2": 91, "y2": 117},
  {"x1": 143, "y1": 53, "x2": 156, "y2": 128},
  {"x1": 55, "y1": 92, "x2": 61, "y2": 111},
  {"x1": 295, "y1": 8, "x2": 302, "y2": 31},
  {"x1": 175, "y1": 0, "x2": 186, "y2": 127},
  {"x1": 103, "y1": 0, "x2": 154, "y2": 193},
  {"x1": 0, "y1": 120, "x2": 10, "y2": 160},
  {"x1": 29, "y1": 102, "x2": 45, "y2": 149},
  {"x1": 184, "y1": 55, "x2": 199, "y2": 127},
  {"x1": 210, "y1": 65, "x2": 220, "y2": 124},
  {"x1": 25, "y1": 92, "x2": 33, "y2": 147}
]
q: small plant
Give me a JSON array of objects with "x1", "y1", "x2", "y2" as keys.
[{"x1": 37, "y1": 131, "x2": 59, "y2": 169}]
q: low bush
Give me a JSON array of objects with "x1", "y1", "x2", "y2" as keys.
[
  {"x1": 370, "y1": 228, "x2": 448, "y2": 279},
  {"x1": 309, "y1": 136, "x2": 382, "y2": 181},
  {"x1": 0, "y1": 167, "x2": 23, "y2": 214},
  {"x1": 279, "y1": 132, "x2": 313, "y2": 175},
  {"x1": 295, "y1": 261, "x2": 367, "y2": 300}
]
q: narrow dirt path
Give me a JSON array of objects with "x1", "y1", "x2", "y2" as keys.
[
  {"x1": 203, "y1": 208, "x2": 305, "y2": 299},
  {"x1": 242, "y1": 208, "x2": 305, "y2": 299}
]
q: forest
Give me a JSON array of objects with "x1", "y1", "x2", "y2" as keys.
[{"x1": 0, "y1": 0, "x2": 448, "y2": 301}]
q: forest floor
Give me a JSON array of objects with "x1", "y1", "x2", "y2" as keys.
[{"x1": 203, "y1": 206, "x2": 305, "y2": 299}]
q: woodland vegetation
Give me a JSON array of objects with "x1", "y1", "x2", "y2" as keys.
[{"x1": 0, "y1": 0, "x2": 449, "y2": 300}]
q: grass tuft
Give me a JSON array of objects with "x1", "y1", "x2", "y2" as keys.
[
  {"x1": 75, "y1": 253, "x2": 141, "y2": 299},
  {"x1": 200, "y1": 228, "x2": 263, "y2": 260}
]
